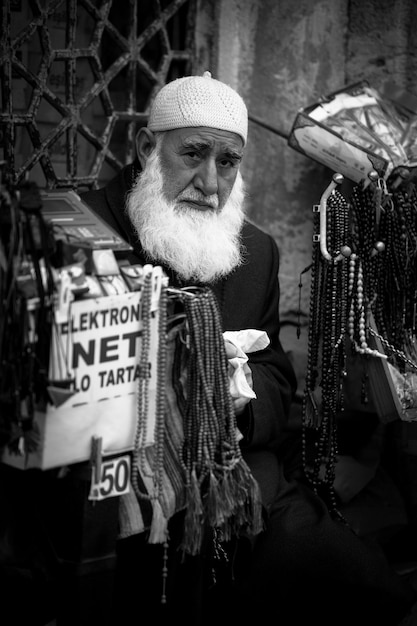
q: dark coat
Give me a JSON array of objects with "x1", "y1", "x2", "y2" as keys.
[{"x1": 81, "y1": 163, "x2": 297, "y2": 508}]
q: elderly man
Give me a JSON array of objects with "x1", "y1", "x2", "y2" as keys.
[{"x1": 81, "y1": 72, "x2": 415, "y2": 625}]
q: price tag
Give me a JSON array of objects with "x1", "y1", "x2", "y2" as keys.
[{"x1": 89, "y1": 455, "x2": 131, "y2": 501}]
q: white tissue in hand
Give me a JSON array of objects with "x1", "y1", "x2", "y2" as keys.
[{"x1": 223, "y1": 329, "x2": 270, "y2": 400}]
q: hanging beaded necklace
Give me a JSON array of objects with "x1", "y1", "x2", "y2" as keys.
[
  {"x1": 174, "y1": 286, "x2": 263, "y2": 555},
  {"x1": 303, "y1": 185, "x2": 350, "y2": 512},
  {"x1": 131, "y1": 269, "x2": 168, "y2": 504},
  {"x1": 131, "y1": 278, "x2": 263, "y2": 559},
  {"x1": 303, "y1": 172, "x2": 417, "y2": 512},
  {"x1": 351, "y1": 177, "x2": 417, "y2": 373}
]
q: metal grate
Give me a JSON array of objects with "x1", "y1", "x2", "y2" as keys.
[{"x1": 0, "y1": 0, "x2": 196, "y2": 191}]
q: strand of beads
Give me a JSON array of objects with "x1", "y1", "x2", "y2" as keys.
[
  {"x1": 131, "y1": 271, "x2": 152, "y2": 499},
  {"x1": 178, "y1": 287, "x2": 262, "y2": 556},
  {"x1": 302, "y1": 186, "x2": 350, "y2": 513},
  {"x1": 368, "y1": 325, "x2": 417, "y2": 373},
  {"x1": 304, "y1": 172, "x2": 417, "y2": 503},
  {"x1": 319, "y1": 190, "x2": 349, "y2": 508},
  {"x1": 347, "y1": 254, "x2": 381, "y2": 357},
  {"x1": 131, "y1": 270, "x2": 168, "y2": 502},
  {"x1": 302, "y1": 202, "x2": 322, "y2": 491},
  {"x1": 348, "y1": 180, "x2": 390, "y2": 360},
  {"x1": 153, "y1": 280, "x2": 169, "y2": 499},
  {"x1": 391, "y1": 186, "x2": 417, "y2": 347}
]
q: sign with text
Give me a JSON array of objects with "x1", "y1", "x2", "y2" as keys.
[
  {"x1": 89, "y1": 455, "x2": 131, "y2": 501},
  {"x1": 50, "y1": 292, "x2": 153, "y2": 405},
  {"x1": 3, "y1": 268, "x2": 166, "y2": 470}
]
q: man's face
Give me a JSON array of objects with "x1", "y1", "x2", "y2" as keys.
[
  {"x1": 126, "y1": 128, "x2": 246, "y2": 284},
  {"x1": 158, "y1": 127, "x2": 244, "y2": 212}
]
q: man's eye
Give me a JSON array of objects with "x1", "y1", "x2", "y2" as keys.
[
  {"x1": 219, "y1": 158, "x2": 238, "y2": 168},
  {"x1": 185, "y1": 150, "x2": 200, "y2": 159}
]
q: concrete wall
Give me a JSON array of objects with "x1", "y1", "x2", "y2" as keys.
[{"x1": 196, "y1": 0, "x2": 417, "y2": 353}]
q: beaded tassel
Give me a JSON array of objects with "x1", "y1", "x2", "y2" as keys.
[
  {"x1": 303, "y1": 173, "x2": 417, "y2": 514},
  {"x1": 131, "y1": 271, "x2": 169, "y2": 520},
  {"x1": 131, "y1": 271, "x2": 153, "y2": 500},
  {"x1": 303, "y1": 188, "x2": 350, "y2": 513},
  {"x1": 178, "y1": 287, "x2": 263, "y2": 556},
  {"x1": 131, "y1": 279, "x2": 263, "y2": 559},
  {"x1": 351, "y1": 178, "x2": 417, "y2": 375}
]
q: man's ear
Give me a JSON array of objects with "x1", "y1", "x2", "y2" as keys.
[{"x1": 135, "y1": 127, "x2": 156, "y2": 169}]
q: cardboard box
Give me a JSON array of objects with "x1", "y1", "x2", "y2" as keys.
[
  {"x1": 2, "y1": 270, "x2": 165, "y2": 470},
  {"x1": 288, "y1": 82, "x2": 408, "y2": 184}
]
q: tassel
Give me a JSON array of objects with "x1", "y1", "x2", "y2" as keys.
[
  {"x1": 182, "y1": 467, "x2": 204, "y2": 555},
  {"x1": 228, "y1": 459, "x2": 264, "y2": 537},
  {"x1": 221, "y1": 467, "x2": 245, "y2": 541},
  {"x1": 228, "y1": 460, "x2": 251, "y2": 509},
  {"x1": 217, "y1": 469, "x2": 237, "y2": 518},
  {"x1": 206, "y1": 470, "x2": 226, "y2": 527},
  {"x1": 149, "y1": 498, "x2": 169, "y2": 544}
]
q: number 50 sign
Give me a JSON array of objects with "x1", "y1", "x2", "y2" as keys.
[{"x1": 89, "y1": 455, "x2": 131, "y2": 501}]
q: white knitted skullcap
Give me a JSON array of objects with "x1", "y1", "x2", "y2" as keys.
[{"x1": 148, "y1": 71, "x2": 248, "y2": 145}]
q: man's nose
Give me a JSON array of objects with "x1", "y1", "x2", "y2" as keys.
[{"x1": 194, "y1": 159, "x2": 218, "y2": 196}]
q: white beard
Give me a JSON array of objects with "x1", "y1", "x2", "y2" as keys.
[{"x1": 125, "y1": 146, "x2": 247, "y2": 283}]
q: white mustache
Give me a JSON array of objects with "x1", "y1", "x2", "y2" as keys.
[{"x1": 177, "y1": 190, "x2": 219, "y2": 209}]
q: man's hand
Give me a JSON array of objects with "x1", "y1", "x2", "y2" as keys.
[{"x1": 224, "y1": 338, "x2": 253, "y2": 416}]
